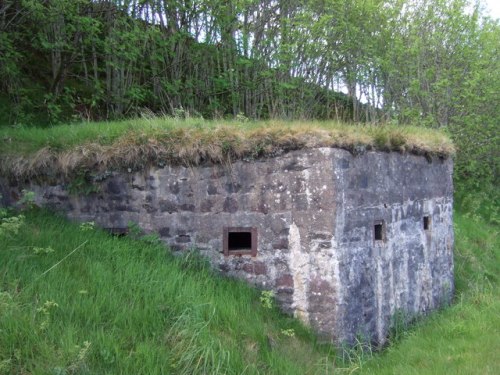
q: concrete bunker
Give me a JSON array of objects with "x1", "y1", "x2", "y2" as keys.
[{"x1": 0, "y1": 147, "x2": 454, "y2": 346}]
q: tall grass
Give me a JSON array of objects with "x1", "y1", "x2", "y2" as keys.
[
  {"x1": 1, "y1": 203, "x2": 497, "y2": 374},
  {"x1": 0, "y1": 209, "x2": 334, "y2": 375},
  {"x1": 0, "y1": 117, "x2": 453, "y2": 156},
  {"x1": 0, "y1": 118, "x2": 454, "y2": 180}
]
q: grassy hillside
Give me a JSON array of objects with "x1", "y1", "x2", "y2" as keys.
[
  {"x1": 0, "y1": 118, "x2": 454, "y2": 180},
  {"x1": 1, "y1": 203, "x2": 498, "y2": 374},
  {"x1": 0, "y1": 209, "x2": 337, "y2": 375}
]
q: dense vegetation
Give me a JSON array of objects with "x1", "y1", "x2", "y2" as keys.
[
  {"x1": 0, "y1": 0, "x2": 498, "y2": 373},
  {"x1": 0, "y1": 209, "x2": 334, "y2": 375},
  {"x1": 0, "y1": 202, "x2": 498, "y2": 374},
  {"x1": 1, "y1": 0, "x2": 499, "y2": 198}
]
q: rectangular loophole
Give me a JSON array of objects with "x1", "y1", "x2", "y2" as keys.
[
  {"x1": 229, "y1": 232, "x2": 251, "y2": 250},
  {"x1": 374, "y1": 221, "x2": 385, "y2": 241},
  {"x1": 423, "y1": 215, "x2": 431, "y2": 231},
  {"x1": 104, "y1": 227, "x2": 128, "y2": 237},
  {"x1": 223, "y1": 227, "x2": 257, "y2": 256}
]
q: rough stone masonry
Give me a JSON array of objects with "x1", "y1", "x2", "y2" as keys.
[{"x1": 0, "y1": 147, "x2": 454, "y2": 346}]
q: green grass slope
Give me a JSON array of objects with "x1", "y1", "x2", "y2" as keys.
[
  {"x1": 0, "y1": 210, "x2": 335, "y2": 375},
  {"x1": 1, "y1": 206, "x2": 498, "y2": 374}
]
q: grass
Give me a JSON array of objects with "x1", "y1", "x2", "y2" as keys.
[
  {"x1": 356, "y1": 210, "x2": 500, "y2": 374},
  {"x1": 0, "y1": 209, "x2": 338, "y2": 375},
  {"x1": 0, "y1": 117, "x2": 455, "y2": 180},
  {"x1": 1, "y1": 203, "x2": 498, "y2": 374}
]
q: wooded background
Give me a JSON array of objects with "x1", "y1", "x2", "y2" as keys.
[{"x1": 0, "y1": 0, "x2": 498, "y2": 195}]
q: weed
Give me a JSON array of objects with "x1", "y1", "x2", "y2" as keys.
[
  {"x1": 127, "y1": 220, "x2": 143, "y2": 238},
  {"x1": 372, "y1": 131, "x2": 390, "y2": 150},
  {"x1": 339, "y1": 335, "x2": 373, "y2": 369},
  {"x1": 172, "y1": 107, "x2": 189, "y2": 119},
  {"x1": 51, "y1": 341, "x2": 92, "y2": 375},
  {"x1": 235, "y1": 112, "x2": 250, "y2": 122},
  {"x1": 389, "y1": 131, "x2": 407, "y2": 149},
  {"x1": 67, "y1": 172, "x2": 99, "y2": 195},
  {"x1": 125, "y1": 221, "x2": 161, "y2": 244},
  {"x1": 36, "y1": 300, "x2": 59, "y2": 331},
  {"x1": 0, "y1": 359, "x2": 12, "y2": 375},
  {"x1": 33, "y1": 246, "x2": 55, "y2": 255},
  {"x1": 0, "y1": 214, "x2": 25, "y2": 237},
  {"x1": 71, "y1": 341, "x2": 91, "y2": 371},
  {"x1": 260, "y1": 290, "x2": 274, "y2": 309},
  {"x1": 0, "y1": 191, "x2": 33, "y2": 238},
  {"x1": 140, "y1": 233, "x2": 162, "y2": 245},
  {"x1": 0, "y1": 291, "x2": 16, "y2": 312},
  {"x1": 388, "y1": 309, "x2": 412, "y2": 343},
  {"x1": 0, "y1": 199, "x2": 6, "y2": 218},
  {"x1": 18, "y1": 189, "x2": 36, "y2": 209},
  {"x1": 79, "y1": 221, "x2": 95, "y2": 232},
  {"x1": 281, "y1": 328, "x2": 295, "y2": 337},
  {"x1": 178, "y1": 249, "x2": 211, "y2": 272}
]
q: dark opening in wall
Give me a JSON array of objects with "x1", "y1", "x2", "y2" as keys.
[
  {"x1": 374, "y1": 221, "x2": 385, "y2": 241},
  {"x1": 224, "y1": 227, "x2": 257, "y2": 256},
  {"x1": 104, "y1": 227, "x2": 128, "y2": 237},
  {"x1": 423, "y1": 216, "x2": 431, "y2": 230}
]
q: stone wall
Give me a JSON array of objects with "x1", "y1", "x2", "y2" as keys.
[
  {"x1": 0, "y1": 147, "x2": 454, "y2": 346},
  {"x1": 331, "y1": 151, "x2": 454, "y2": 345}
]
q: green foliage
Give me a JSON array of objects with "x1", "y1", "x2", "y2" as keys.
[
  {"x1": 0, "y1": 291, "x2": 16, "y2": 312},
  {"x1": 280, "y1": 328, "x2": 295, "y2": 337},
  {"x1": 18, "y1": 189, "x2": 36, "y2": 209},
  {"x1": 455, "y1": 185, "x2": 499, "y2": 225},
  {"x1": 388, "y1": 310, "x2": 413, "y2": 344},
  {"x1": 36, "y1": 300, "x2": 59, "y2": 331},
  {"x1": 1, "y1": 0, "x2": 497, "y2": 200},
  {"x1": 33, "y1": 246, "x2": 55, "y2": 255},
  {"x1": 339, "y1": 336, "x2": 374, "y2": 370},
  {"x1": 0, "y1": 214, "x2": 25, "y2": 238},
  {"x1": 0, "y1": 0, "x2": 363, "y2": 125},
  {"x1": 260, "y1": 290, "x2": 274, "y2": 309},
  {"x1": 67, "y1": 172, "x2": 99, "y2": 196},
  {"x1": 126, "y1": 220, "x2": 143, "y2": 238},
  {"x1": 79, "y1": 221, "x2": 95, "y2": 232}
]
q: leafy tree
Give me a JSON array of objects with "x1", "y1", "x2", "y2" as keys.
[{"x1": 0, "y1": 0, "x2": 498, "y2": 196}]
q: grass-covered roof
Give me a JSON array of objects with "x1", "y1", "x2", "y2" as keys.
[{"x1": 0, "y1": 118, "x2": 455, "y2": 180}]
